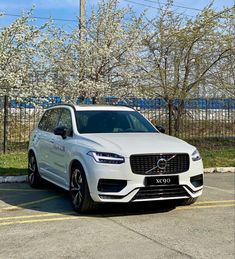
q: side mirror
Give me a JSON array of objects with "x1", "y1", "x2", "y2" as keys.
[
  {"x1": 155, "y1": 125, "x2": 165, "y2": 133},
  {"x1": 54, "y1": 126, "x2": 68, "y2": 139}
]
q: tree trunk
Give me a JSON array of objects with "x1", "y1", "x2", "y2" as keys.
[
  {"x1": 168, "y1": 100, "x2": 173, "y2": 135},
  {"x1": 174, "y1": 99, "x2": 185, "y2": 137},
  {"x1": 92, "y1": 96, "x2": 96, "y2": 104}
]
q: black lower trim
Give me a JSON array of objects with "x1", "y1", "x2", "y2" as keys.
[
  {"x1": 132, "y1": 185, "x2": 189, "y2": 201},
  {"x1": 97, "y1": 185, "x2": 202, "y2": 201},
  {"x1": 98, "y1": 179, "x2": 127, "y2": 192}
]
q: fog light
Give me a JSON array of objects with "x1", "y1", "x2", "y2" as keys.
[
  {"x1": 190, "y1": 174, "x2": 203, "y2": 187},
  {"x1": 98, "y1": 179, "x2": 127, "y2": 192}
]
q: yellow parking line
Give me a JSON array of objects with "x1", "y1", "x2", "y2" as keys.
[
  {"x1": 0, "y1": 203, "x2": 234, "y2": 226},
  {"x1": 176, "y1": 204, "x2": 235, "y2": 211},
  {"x1": 0, "y1": 211, "x2": 75, "y2": 221},
  {"x1": 0, "y1": 216, "x2": 86, "y2": 226},
  {"x1": 1, "y1": 204, "x2": 234, "y2": 226},
  {"x1": 0, "y1": 195, "x2": 61, "y2": 212},
  {"x1": 196, "y1": 200, "x2": 235, "y2": 204},
  {"x1": 1, "y1": 201, "x2": 234, "y2": 221}
]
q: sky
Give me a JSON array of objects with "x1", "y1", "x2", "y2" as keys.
[{"x1": 0, "y1": 0, "x2": 234, "y2": 29}]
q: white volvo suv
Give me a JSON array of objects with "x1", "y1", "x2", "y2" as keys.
[{"x1": 28, "y1": 104, "x2": 203, "y2": 212}]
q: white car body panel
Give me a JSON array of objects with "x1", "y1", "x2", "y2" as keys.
[{"x1": 29, "y1": 105, "x2": 204, "y2": 203}]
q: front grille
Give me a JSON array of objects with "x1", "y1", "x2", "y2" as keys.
[
  {"x1": 133, "y1": 186, "x2": 189, "y2": 201},
  {"x1": 130, "y1": 153, "x2": 190, "y2": 175}
]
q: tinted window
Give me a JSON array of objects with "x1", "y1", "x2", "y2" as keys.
[
  {"x1": 38, "y1": 109, "x2": 60, "y2": 132},
  {"x1": 76, "y1": 111, "x2": 157, "y2": 134},
  {"x1": 57, "y1": 109, "x2": 73, "y2": 136}
]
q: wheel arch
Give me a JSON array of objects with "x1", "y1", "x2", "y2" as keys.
[
  {"x1": 69, "y1": 158, "x2": 92, "y2": 193},
  {"x1": 69, "y1": 159, "x2": 86, "y2": 180}
]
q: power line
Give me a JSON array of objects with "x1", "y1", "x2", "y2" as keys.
[
  {"x1": 143, "y1": 0, "x2": 203, "y2": 12},
  {"x1": 122, "y1": 0, "x2": 195, "y2": 17},
  {"x1": 1, "y1": 10, "x2": 130, "y2": 24},
  {"x1": 1, "y1": 0, "x2": 196, "y2": 24},
  {"x1": 123, "y1": 0, "x2": 161, "y2": 10},
  {"x1": 2, "y1": 13, "x2": 78, "y2": 22}
]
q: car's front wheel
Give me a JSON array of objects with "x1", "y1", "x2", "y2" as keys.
[
  {"x1": 178, "y1": 197, "x2": 198, "y2": 206},
  {"x1": 28, "y1": 152, "x2": 42, "y2": 188},
  {"x1": 70, "y1": 164, "x2": 96, "y2": 213}
]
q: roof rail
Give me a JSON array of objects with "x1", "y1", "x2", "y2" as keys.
[{"x1": 49, "y1": 103, "x2": 76, "y2": 111}]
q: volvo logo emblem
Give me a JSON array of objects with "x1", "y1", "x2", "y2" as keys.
[
  {"x1": 144, "y1": 154, "x2": 176, "y2": 174},
  {"x1": 157, "y1": 158, "x2": 167, "y2": 170}
]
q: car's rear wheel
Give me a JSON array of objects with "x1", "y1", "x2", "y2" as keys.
[
  {"x1": 70, "y1": 164, "x2": 96, "y2": 213},
  {"x1": 28, "y1": 152, "x2": 42, "y2": 188}
]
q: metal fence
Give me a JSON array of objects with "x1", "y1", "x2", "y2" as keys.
[{"x1": 0, "y1": 96, "x2": 235, "y2": 153}]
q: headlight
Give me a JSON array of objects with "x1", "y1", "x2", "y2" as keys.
[
  {"x1": 191, "y1": 149, "x2": 201, "y2": 161},
  {"x1": 87, "y1": 151, "x2": 125, "y2": 164}
]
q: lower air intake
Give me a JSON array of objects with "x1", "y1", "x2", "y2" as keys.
[{"x1": 133, "y1": 186, "x2": 189, "y2": 201}]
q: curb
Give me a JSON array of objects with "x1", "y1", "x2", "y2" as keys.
[
  {"x1": 203, "y1": 167, "x2": 235, "y2": 174},
  {"x1": 0, "y1": 175, "x2": 28, "y2": 183},
  {"x1": 0, "y1": 167, "x2": 234, "y2": 183}
]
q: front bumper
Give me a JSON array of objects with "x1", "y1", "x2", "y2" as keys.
[{"x1": 85, "y1": 157, "x2": 203, "y2": 203}]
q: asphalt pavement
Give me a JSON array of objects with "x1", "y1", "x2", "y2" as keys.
[{"x1": 0, "y1": 173, "x2": 234, "y2": 259}]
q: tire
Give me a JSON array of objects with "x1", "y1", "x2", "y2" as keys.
[
  {"x1": 177, "y1": 197, "x2": 198, "y2": 206},
  {"x1": 28, "y1": 152, "x2": 42, "y2": 188},
  {"x1": 70, "y1": 164, "x2": 96, "y2": 213}
]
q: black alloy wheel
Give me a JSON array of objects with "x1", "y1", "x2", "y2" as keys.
[
  {"x1": 178, "y1": 197, "x2": 198, "y2": 206},
  {"x1": 28, "y1": 153, "x2": 42, "y2": 188},
  {"x1": 70, "y1": 165, "x2": 96, "y2": 213}
]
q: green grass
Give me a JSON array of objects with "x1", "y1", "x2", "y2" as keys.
[
  {"x1": 186, "y1": 137, "x2": 235, "y2": 150},
  {"x1": 0, "y1": 152, "x2": 27, "y2": 176},
  {"x1": 200, "y1": 149, "x2": 235, "y2": 168},
  {"x1": 188, "y1": 137, "x2": 235, "y2": 168},
  {"x1": 0, "y1": 138, "x2": 234, "y2": 176}
]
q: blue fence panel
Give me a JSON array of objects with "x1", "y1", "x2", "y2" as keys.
[{"x1": 8, "y1": 97, "x2": 235, "y2": 109}]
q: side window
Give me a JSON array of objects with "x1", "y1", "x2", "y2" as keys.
[
  {"x1": 57, "y1": 109, "x2": 73, "y2": 136},
  {"x1": 38, "y1": 109, "x2": 60, "y2": 132},
  {"x1": 38, "y1": 110, "x2": 50, "y2": 131}
]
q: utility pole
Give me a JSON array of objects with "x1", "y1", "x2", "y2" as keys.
[
  {"x1": 79, "y1": 0, "x2": 86, "y2": 101},
  {"x1": 79, "y1": 0, "x2": 85, "y2": 42}
]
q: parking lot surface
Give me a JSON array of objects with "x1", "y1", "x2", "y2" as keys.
[{"x1": 0, "y1": 173, "x2": 234, "y2": 259}]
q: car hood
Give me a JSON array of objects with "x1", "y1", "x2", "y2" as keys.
[{"x1": 78, "y1": 133, "x2": 195, "y2": 157}]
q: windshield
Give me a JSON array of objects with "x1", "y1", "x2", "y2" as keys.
[{"x1": 76, "y1": 110, "x2": 157, "y2": 134}]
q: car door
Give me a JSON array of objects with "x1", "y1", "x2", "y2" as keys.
[
  {"x1": 37, "y1": 108, "x2": 61, "y2": 179},
  {"x1": 49, "y1": 108, "x2": 73, "y2": 187}
]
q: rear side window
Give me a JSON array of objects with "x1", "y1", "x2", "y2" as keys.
[{"x1": 38, "y1": 109, "x2": 60, "y2": 132}]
